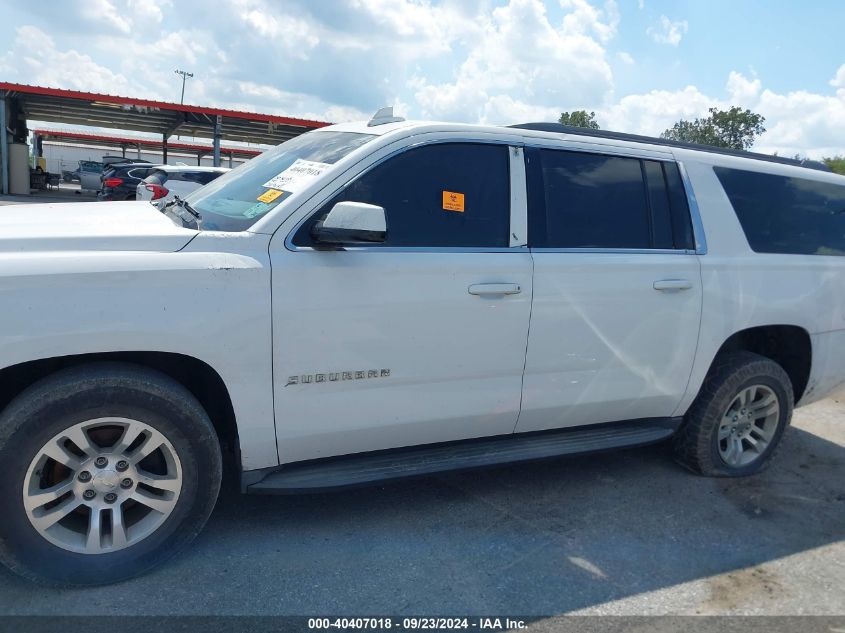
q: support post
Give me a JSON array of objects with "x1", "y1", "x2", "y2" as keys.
[
  {"x1": 212, "y1": 115, "x2": 222, "y2": 167},
  {"x1": 137, "y1": 143, "x2": 142, "y2": 159},
  {"x1": 0, "y1": 94, "x2": 8, "y2": 195},
  {"x1": 162, "y1": 134, "x2": 168, "y2": 164},
  {"x1": 121, "y1": 144, "x2": 126, "y2": 158},
  {"x1": 228, "y1": 152, "x2": 233, "y2": 168}
]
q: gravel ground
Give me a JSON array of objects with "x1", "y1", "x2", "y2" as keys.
[{"x1": 0, "y1": 393, "x2": 842, "y2": 616}]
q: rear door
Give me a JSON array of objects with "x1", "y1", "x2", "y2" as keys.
[
  {"x1": 270, "y1": 141, "x2": 533, "y2": 463},
  {"x1": 516, "y1": 145, "x2": 703, "y2": 432}
]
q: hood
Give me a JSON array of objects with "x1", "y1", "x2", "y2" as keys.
[{"x1": 0, "y1": 201, "x2": 198, "y2": 253}]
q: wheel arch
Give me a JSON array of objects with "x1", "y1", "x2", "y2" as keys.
[
  {"x1": 0, "y1": 351, "x2": 240, "y2": 463},
  {"x1": 707, "y1": 324, "x2": 812, "y2": 403}
]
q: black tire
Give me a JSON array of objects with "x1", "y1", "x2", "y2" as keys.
[
  {"x1": 0, "y1": 362, "x2": 222, "y2": 586},
  {"x1": 673, "y1": 351, "x2": 793, "y2": 477}
]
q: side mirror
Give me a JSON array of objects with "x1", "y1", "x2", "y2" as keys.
[{"x1": 312, "y1": 201, "x2": 386, "y2": 244}]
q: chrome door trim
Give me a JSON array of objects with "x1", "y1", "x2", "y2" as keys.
[{"x1": 676, "y1": 161, "x2": 708, "y2": 255}]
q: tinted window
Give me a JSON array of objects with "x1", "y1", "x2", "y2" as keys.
[
  {"x1": 170, "y1": 171, "x2": 224, "y2": 185},
  {"x1": 531, "y1": 150, "x2": 650, "y2": 248},
  {"x1": 715, "y1": 167, "x2": 845, "y2": 256},
  {"x1": 293, "y1": 143, "x2": 510, "y2": 248},
  {"x1": 664, "y1": 162, "x2": 695, "y2": 250},
  {"x1": 643, "y1": 160, "x2": 674, "y2": 249},
  {"x1": 127, "y1": 167, "x2": 154, "y2": 180},
  {"x1": 528, "y1": 149, "x2": 693, "y2": 250}
]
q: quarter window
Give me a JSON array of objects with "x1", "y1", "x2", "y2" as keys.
[
  {"x1": 293, "y1": 143, "x2": 511, "y2": 248},
  {"x1": 714, "y1": 166, "x2": 845, "y2": 256},
  {"x1": 527, "y1": 149, "x2": 693, "y2": 250}
]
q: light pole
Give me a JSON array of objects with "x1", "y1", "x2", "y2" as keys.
[
  {"x1": 174, "y1": 69, "x2": 193, "y2": 104},
  {"x1": 174, "y1": 69, "x2": 193, "y2": 141}
]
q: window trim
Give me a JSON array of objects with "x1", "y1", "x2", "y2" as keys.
[
  {"x1": 524, "y1": 145, "x2": 704, "y2": 255},
  {"x1": 677, "y1": 161, "x2": 708, "y2": 255},
  {"x1": 284, "y1": 138, "x2": 526, "y2": 253}
]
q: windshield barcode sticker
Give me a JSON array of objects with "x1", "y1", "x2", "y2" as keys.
[{"x1": 262, "y1": 159, "x2": 330, "y2": 193}]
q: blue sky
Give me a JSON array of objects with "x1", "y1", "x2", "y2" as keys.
[{"x1": 1, "y1": 0, "x2": 844, "y2": 157}]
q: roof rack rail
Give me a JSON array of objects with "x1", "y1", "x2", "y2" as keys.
[{"x1": 508, "y1": 122, "x2": 831, "y2": 173}]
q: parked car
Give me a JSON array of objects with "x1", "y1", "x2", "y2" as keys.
[
  {"x1": 98, "y1": 163, "x2": 162, "y2": 201},
  {"x1": 136, "y1": 166, "x2": 229, "y2": 205},
  {"x1": 102, "y1": 156, "x2": 150, "y2": 168},
  {"x1": 77, "y1": 160, "x2": 103, "y2": 191},
  {"x1": 61, "y1": 168, "x2": 79, "y2": 183},
  {"x1": 1, "y1": 109, "x2": 844, "y2": 585}
]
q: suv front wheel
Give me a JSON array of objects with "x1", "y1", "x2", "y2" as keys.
[
  {"x1": 674, "y1": 351, "x2": 794, "y2": 477},
  {"x1": 0, "y1": 362, "x2": 222, "y2": 585}
]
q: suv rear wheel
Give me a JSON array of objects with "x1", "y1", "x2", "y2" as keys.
[
  {"x1": 0, "y1": 362, "x2": 222, "y2": 585},
  {"x1": 674, "y1": 351, "x2": 793, "y2": 477}
]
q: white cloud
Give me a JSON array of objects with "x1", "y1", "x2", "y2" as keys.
[
  {"x1": 647, "y1": 15, "x2": 688, "y2": 46},
  {"x1": 831, "y1": 63, "x2": 845, "y2": 91},
  {"x1": 413, "y1": 0, "x2": 616, "y2": 123},
  {"x1": 1, "y1": 26, "x2": 132, "y2": 95},
  {"x1": 595, "y1": 70, "x2": 845, "y2": 159},
  {"x1": 79, "y1": 0, "x2": 130, "y2": 35},
  {"x1": 617, "y1": 51, "x2": 634, "y2": 65},
  {"x1": 126, "y1": 0, "x2": 172, "y2": 24},
  {"x1": 726, "y1": 70, "x2": 762, "y2": 106}
]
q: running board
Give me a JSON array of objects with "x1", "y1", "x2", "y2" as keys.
[{"x1": 246, "y1": 418, "x2": 680, "y2": 494}]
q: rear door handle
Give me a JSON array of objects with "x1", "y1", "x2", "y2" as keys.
[
  {"x1": 653, "y1": 279, "x2": 693, "y2": 292},
  {"x1": 468, "y1": 283, "x2": 522, "y2": 296}
]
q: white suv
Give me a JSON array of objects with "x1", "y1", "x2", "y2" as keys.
[{"x1": 1, "y1": 109, "x2": 843, "y2": 585}]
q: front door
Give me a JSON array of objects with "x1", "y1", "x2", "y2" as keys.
[
  {"x1": 516, "y1": 146, "x2": 703, "y2": 432},
  {"x1": 270, "y1": 142, "x2": 533, "y2": 464}
]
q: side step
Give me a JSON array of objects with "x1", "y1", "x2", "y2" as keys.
[{"x1": 247, "y1": 418, "x2": 680, "y2": 494}]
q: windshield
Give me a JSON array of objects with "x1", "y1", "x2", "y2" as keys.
[{"x1": 183, "y1": 130, "x2": 376, "y2": 231}]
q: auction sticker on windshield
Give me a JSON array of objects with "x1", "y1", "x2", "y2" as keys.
[{"x1": 263, "y1": 159, "x2": 331, "y2": 193}]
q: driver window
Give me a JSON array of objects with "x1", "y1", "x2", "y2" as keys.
[{"x1": 292, "y1": 143, "x2": 510, "y2": 248}]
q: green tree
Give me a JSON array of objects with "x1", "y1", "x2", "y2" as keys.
[
  {"x1": 823, "y1": 156, "x2": 845, "y2": 175},
  {"x1": 558, "y1": 110, "x2": 600, "y2": 129},
  {"x1": 661, "y1": 106, "x2": 766, "y2": 150}
]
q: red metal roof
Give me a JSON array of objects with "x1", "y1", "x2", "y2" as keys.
[
  {"x1": 1, "y1": 82, "x2": 331, "y2": 145},
  {"x1": 1, "y1": 82, "x2": 330, "y2": 128},
  {"x1": 34, "y1": 129, "x2": 263, "y2": 158}
]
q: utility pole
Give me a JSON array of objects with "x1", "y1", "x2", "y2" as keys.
[{"x1": 174, "y1": 69, "x2": 193, "y2": 141}]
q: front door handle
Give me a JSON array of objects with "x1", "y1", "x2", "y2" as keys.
[
  {"x1": 468, "y1": 283, "x2": 522, "y2": 296},
  {"x1": 653, "y1": 279, "x2": 693, "y2": 292}
]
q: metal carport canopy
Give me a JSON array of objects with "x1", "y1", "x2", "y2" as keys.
[
  {"x1": 33, "y1": 129, "x2": 263, "y2": 161},
  {"x1": 0, "y1": 82, "x2": 330, "y2": 145}
]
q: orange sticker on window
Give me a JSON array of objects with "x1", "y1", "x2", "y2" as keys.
[
  {"x1": 442, "y1": 190, "x2": 465, "y2": 212},
  {"x1": 257, "y1": 188, "x2": 283, "y2": 204}
]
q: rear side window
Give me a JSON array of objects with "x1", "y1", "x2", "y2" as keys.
[
  {"x1": 128, "y1": 167, "x2": 154, "y2": 180},
  {"x1": 293, "y1": 143, "x2": 510, "y2": 248},
  {"x1": 527, "y1": 149, "x2": 694, "y2": 250},
  {"x1": 715, "y1": 167, "x2": 845, "y2": 256},
  {"x1": 171, "y1": 171, "x2": 223, "y2": 185}
]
